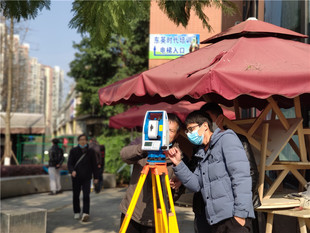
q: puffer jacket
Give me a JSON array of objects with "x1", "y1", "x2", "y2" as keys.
[{"x1": 173, "y1": 128, "x2": 255, "y2": 225}]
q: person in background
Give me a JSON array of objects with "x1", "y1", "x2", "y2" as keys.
[
  {"x1": 68, "y1": 134, "x2": 99, "y2": 222},
  {"x1": 48, "y1": 138, "x2": 64, "y2": 195},
  {"x1": 97, "y1": 144, "x2": 106, "y2": 192},
  {"x1": 119, "y1": 113, "x2": 185, "y2": 233},
  {"x1": 89, "y1": 137, "x2": 102, "y2": 193},
  {"x1": 167, "y1": 110, "x2": 255, "y2": 233}
]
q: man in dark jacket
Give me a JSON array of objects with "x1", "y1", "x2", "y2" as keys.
[
  {"x1": 68, "y1": 134, "x2": 99, "y2": 222},
  {"x1": 119, "y1": 113, "x2": 185, "y2": 233},
  {"x1": 48, "y1": 138, "x2": 64, "y2": 195}
]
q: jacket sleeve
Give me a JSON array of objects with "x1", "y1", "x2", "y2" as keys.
[
  {"x1": 120, "y1": 144, "x2": 147, "y2": 164},
  {"x1": 221, "y1": 132, "x2": 253, "y2": 218},
  {"x1": 239, "y1": 136, "x2": 259, "y2": 191},
  {"x1": 89, "y1": 148, "x2": 99, "y2": 179},
  {"x1": 48, "y1": 149, "x2": 55, "y2": 163},
  {"x1": 59, "y1": 148, "x2": 65, "y2": 166},
  {"x1": 67, "y1": 149, "x2": 74, "y2": 173},
  {"x1": 173, "y1": 160, "x2": 201, "y2": 193}
]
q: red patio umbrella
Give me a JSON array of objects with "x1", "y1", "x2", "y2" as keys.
[
  {"x1": 201, "y1": 17, "x2": 307, "y2": 43},
  {"x1": 98, "y1": 19, "x2": 310, "y2": 109},
  {"x1": 109, "y1": 101, "x2": 236, "y2": 129}
]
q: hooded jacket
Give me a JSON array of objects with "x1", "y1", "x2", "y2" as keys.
[{"x1": 173, "y1": 128, "x2": 255, "y2": 225}]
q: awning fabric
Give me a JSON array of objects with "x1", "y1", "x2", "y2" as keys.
[
  {"x1": 109, "y1": 101, "x2": 235, "y2": 129},
  {"x1": 98, "y1": 20, "x2": 310, "y2": 110}
]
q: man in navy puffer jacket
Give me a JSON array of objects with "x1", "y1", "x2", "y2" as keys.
[{"x1": 166, "y1": 110, "x2": 254, "y2": 233}]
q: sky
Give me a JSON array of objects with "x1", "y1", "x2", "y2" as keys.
[{"x1": 22, "y1": 0, "x2": 82, "y2": 97}]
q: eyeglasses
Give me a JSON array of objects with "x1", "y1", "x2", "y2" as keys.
[{"x1": 185, "y1": 124, "x2": 201, "y2": 134}]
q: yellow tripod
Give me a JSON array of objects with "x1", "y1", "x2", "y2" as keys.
[{"x1": 119, "y1": 162, "x2": 179, "y2": 233}]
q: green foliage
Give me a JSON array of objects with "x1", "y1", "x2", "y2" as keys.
[
  {"x1": 68, "y1": 13, "x2": 149, "y2": 117},
  {"x1": 69, "y1": 0, "x2": 236, "y2": 46},
  {"x1": 96, "y1": 131, "x2": 136, "y2": 184},
  {"x1": 157, "y1": 0, "x2": 237, "y2": 31},
  {"x1": 0, "y1": 0, "x2": 50, "y2": 22},
  {"x1": 69, "y1": 0, "x2": 150, "y2": 47}
]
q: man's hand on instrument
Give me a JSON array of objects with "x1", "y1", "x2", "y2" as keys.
[
  {"x1": 170, "y1": 176, "x2": 182, "y2": 190},
  {"x1": 165, "y1": 147, "x2": 182, "y2": 166}
]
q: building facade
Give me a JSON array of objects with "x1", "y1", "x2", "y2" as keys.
[{"x1": 0, "y1": 17, "x2": 64, "y2": 135}]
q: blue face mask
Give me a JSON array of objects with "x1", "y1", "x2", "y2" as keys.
[
  {"x1": 79, "y1": 144, "x2": 87, "y2": 149},
  {"x1": 186, "y1": 128, "x2": 204, "y2": 145}
]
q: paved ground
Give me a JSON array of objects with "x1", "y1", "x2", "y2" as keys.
[{"x1": 2, "y1": 188, "x2": 195, "y2": 233}]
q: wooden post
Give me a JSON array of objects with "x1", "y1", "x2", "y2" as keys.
[{"x1": 258, "y1": 123, "x2": 269, "y2": 201}]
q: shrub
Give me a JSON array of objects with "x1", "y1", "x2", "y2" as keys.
[
  {"x1": 97, "y1": 131, "x2": 137, "y2": 184},
  {"x1": 0, "y1": 164, "x2": 67, "y2": 177}
]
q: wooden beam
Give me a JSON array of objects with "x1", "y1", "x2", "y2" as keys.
[
  {"x1": 288, "y1": 138, "x2": 301, "y2": 158},
  {"x1": 258, "y1": 123, "x2": 269, "y2": 201},
  {"x1": 233, "y1": 99, "x2": 240, "y2": 120},
  {"x1": 266, "y1": 164, "x2": 310, "y2": 170},
  {"x1": 224, "y1": 116, "x2": 272, "y2": 155},
  {"x1": 267, "y1": 97, "x2": 290, "y2": 130},
  {"x1": 304, "y1": 128, "x2": 310, "y2": 135},
  {"x1": 294, "y1": 96, "x2": 302, "y2": 118},
  {"x1": 233, "y1": 118, "x2": 256, "y2": 125},
  {"x1": 264, "y1": 169, "x2": 289, "y2": 199},
  {"x1": 266, "y1": 213, "x2": 274, "y2": 233},
  {"x1": 290, "y1": 168, "x2": 307, "y2": 188},
  {"x1": 297, "y1": 123, "x2": 308, "y2": 162},
  {"x1": 248, "y1": 103, "x2": 272, "y2": 136}
]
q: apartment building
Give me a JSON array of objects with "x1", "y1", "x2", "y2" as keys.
[{"x1": 0, "y1": 18, "x2": 64, "y2": 135}]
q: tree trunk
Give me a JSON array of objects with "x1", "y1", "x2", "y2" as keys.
[{"x1": 4, "y1": 17, "x2": 14, "y2": 165}]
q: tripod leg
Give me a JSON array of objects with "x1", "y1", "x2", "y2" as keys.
[
  {"x1": 164, "y1": 174, "x2": 179, "y2": 233},
  {"x1": 152, "y1": 174, "x2": 163, "y2": 233},
  {"x1": 119, "y1": 166, "x2": 149, "y2": 233},
  {"x1": 155, "y1": 173, "x2": 169, "y2": 233}
]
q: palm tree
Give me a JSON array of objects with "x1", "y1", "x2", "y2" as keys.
[
  {"x1": 69, "y1": 0, "x2": 236, "y2": 46},
  {"x1": 0, "y1": 0, "x2": 51, "y2": 165}
]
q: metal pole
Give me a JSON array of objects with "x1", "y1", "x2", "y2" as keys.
[{"x1": 41, "y1": 134, "x2": 45, "y2": 164}]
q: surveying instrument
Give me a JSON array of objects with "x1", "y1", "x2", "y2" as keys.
[{"x1": 119, "y1": 110, "x2": 179, "y2": 233}]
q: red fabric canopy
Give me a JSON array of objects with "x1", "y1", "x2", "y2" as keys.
[
  {"x1": 201, "y1": 18, "x2": 307, "y2": 44},
  {"x1": 109, "y1": 101, "x2": 235, "y2": 129},
  {"x1": 99, "y1": 20, "x2": 310, "y2": 109}
]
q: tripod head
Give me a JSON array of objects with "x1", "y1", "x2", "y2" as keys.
[{"x1": 142, "y1": 111, "x2": 169, "y2": 163}]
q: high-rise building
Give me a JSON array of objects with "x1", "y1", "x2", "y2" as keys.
[
  {"x1": 52, "y1": 66, "x2": 64, "y2": 115},
  {"x1": 44, "y1": 65, "x2": 64, "y2": 134},
  {"x1": 28, "y1": 57, "x2": 45, "y2": 113},
  {"x1": 0, "y1": 16, "x2": 64, "y2": 136},
  {"x1": 17, "y1": 43, "x2": 29, "y2": 113}
]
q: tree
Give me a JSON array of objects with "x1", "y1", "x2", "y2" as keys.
[
  {"x1": 69, "y1": 0, "x2": 236, "y2": 46},
  {"x1": 68, "y1": 14, "x2": 149, "y2": 119},
  {"x1": 0, "y1": 0, "x2": 50, "y2": 165}
]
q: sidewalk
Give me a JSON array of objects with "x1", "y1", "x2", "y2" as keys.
[{"x1": 1, "y1": 188, "x2": 195, "y2": 233}]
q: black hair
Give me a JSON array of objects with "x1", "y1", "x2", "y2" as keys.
[
  {"x1": 100, "y1": 145, "x2": 105, "y2": 152},
  {"x1": 185, "y1": 110, "x2": 213, "y2": 131},
  {"x1": 52, "y1": 138, "x2": 59, "y2": 145},
  {"x1": 168, "y1": 113, "x2": 183, "y2": 132},
  {"x1": 200, "y1": 102, "x2": 223, "y2": 117},
  {"x1": 77, "y1": 134, "x2": 88, "y2": 141}
]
